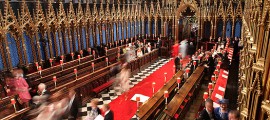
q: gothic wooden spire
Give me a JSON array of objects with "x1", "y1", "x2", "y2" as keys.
[
  {"x1": 57, "y1": 1, "x2": 66, "y2": 24},
  {"x1": 77, "y1": 0, "x2": 84, "y2": 23},
  {"x1": 47, "y1": 0, "x2": 56, "y2": 24},
  {"x1": 226, "y1": 0, "x2": 234, "y2": 18},
  {"x1": 68, "y1": 0, "x2": 77, "y2": 25}
]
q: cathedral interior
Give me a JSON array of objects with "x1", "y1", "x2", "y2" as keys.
[{"x1": 0, "y1": 0, "x2": 270, "y2": 120}]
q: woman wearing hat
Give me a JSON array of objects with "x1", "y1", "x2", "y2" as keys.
[{"x1": 214, "y1": 99, "x2": 230, "y2": 120}]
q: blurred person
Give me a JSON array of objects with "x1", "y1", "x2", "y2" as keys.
[
  {"x1": 137, "y1": 48, "x2": 143, "y2": 57},
  {"x1": 67, "y1": 90, "x2": 78, "y2": 119},
  {"x1": 102, "y1": 104, "x2": 114, "y2": 120},
  {"x1": 188, "y1": 42, "x2": 195, "y2": 56},
  {"x1": 117, "y1": 63, "x2": 131, "y2": 101},
  {"x1": 179, "y1": 39, "x2": 188, "y2": 58},
  {"x1": 147, "y1": 42, "x2": 151, "y2": 53},
  {"x1": 85, "y1": 98, "x2": 101, "y2": 120},
  {"x1": 6, "y1": 69, "x2": 31, "y2": 107},
  {"x1": 54, "y1": 97, "x2": 70, "y2": 119},
  {"x1": 34, "y1": 103, "x2": 55, "y2": 120},
  {"x1": 228, "y1": 110, "x2": 240, "y2": 120},
  {"x1": 37, "y1": 83, "x2": 50, "y2": 96},
  {"x1": 174, "y1": 53, "x2": 181, "y2": 72},
  {"x1": 214, "y1": 99, "x2": 230, "y2": 120},
  {"x1": 197, "y1": 98, "x2": 216, "y2": 120}
]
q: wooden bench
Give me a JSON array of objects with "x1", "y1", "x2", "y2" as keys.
[
  {"x1": 0, "y1": 95, "x2": 28, "y2": 120},
  {"x1": 161, "y1": 66, "x2": 205, "y2": 119},
  {"x1": 29, "y1": 50, "x2": 124, "y2": 91},
  {"x1": 26, "y1": 45, "x2": 126, "y2": 82},
  {"x1": 136, "y1": 70, "x2": 185, "y2": 119}
]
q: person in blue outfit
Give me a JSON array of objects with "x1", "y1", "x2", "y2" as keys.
[{"x1": 214, "y1": 99, "x2": 230, "y2": 120}]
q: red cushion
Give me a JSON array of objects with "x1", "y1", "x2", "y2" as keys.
[{"x1": 93, "y1": 79, "x2": 115, "y2": 93}]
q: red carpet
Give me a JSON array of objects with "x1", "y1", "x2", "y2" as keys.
[{"x1": 109, "y1": 59, "x2": 175, "y2": 120}]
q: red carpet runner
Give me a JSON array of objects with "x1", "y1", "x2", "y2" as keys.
[{"x1": 109, "y1": 59, "x2": 175, "y2": 120}]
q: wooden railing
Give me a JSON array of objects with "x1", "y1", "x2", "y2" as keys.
[
  {"x1": 136, "y1": 66, "x2": 205, "y2": 120},
  {"x1": 136, "y1": 70, "x2": 185, "y2": 119},
  {"x1": 161, "y1": 66, "x2": 205, "y2": 119}
]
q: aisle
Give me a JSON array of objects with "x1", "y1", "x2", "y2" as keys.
[
  {"x1": 109, "y1": 58, "x2": 174, "y2": 120},
  {"x1": 78, "y1": 58, "x2": 173, "y2": 120}
]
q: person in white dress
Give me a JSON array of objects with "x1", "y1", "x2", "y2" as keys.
[
  {"x1": 137, "y1": 48, "x2": 143, "y2": 57},
  {"x1": 147, "y1": 42, "x2": 151, "y2": 53},
  {"x1": 180, "y1": 39, "x2": 188, "y2": 58},
  {"x1": 118, "y1": 63, "x2": 131, "y2": 101}
]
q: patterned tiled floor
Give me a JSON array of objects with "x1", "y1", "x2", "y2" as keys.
[{"x1": 77, "y1": 58, "x2": 170, "y2": 120}]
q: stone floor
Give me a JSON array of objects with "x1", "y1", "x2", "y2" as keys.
[{"x1": 183, "y1": 85, "x2": 208, "y2": 120}]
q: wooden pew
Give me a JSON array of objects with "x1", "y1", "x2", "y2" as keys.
[
  {"x1": 0, "y1": 95, "x2": 30, "y2": 120},
  {"x1": 161, "y1": 66, "x2": 205, "y2": 120},
  {"x1": 2, "y1": 48, "x2": 159, "y2": 119},
  {"x1": 136, "y1": 70, "x2": 185, "y2": 119},
  {"x1": 26, "y1": 45, "x2": 126, "y2": 83},
  {"x1": 29, "y1": 49, "x2": 123, "y2": 90}
]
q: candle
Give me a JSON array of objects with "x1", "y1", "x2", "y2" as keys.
[
  {"x1": 61, "y1": 55, "x2": 64, "y2": 60},
  {"x1": 106, "y1": 58, "x2": 108, "y2": 62},
  {"x1": 71, "y1": 52, "x2": 74, "y2": 57},
  {"x1": 11, "y1": 98, "x2": 16, "y2": 104},
  {"x1": 35, "y1": 62, "x2": 38, "y2": 67},
  {"x1": 60, "y1": 60, "x2": 63, "y2": 65},
  {"x1": 74, "y1": 69, "x2": 77, "y2": 74},
  {"x1": 136, "y1": 96, "x2": 140, "y2": 102},
  {"x1": 177, "y1": 77, "x2": 181, "y2": 83},
  {"x1": 38, "y1": 66, "x2": 42, "y2": 71},
  {"x1": 49, "y1": 58, "x2": 53, "y2": 63},
  {"x1": 92, "y1": 62, "x2": 94, "y2": 67},
  {"x1": 211, "y1": 75, "x2": 216, "y2": 81},
  {"x1": 214, "y1": 69, "x2": 218, "y2": 75},
  {"x1": 186, "y1": 68, "x2": 190, "y2": 73},
  {"x1": 193, "y1": 61, "x2": 197, "y2": 66},
  {"x1": 93, "y1": 51, "x2": 95, "y2": 55},
  {"x1": 217, "y1": 64, "x2": 220, "y2": 70},
  {"x1": 52, "y1": 76, "x2": 57, "y2": 82},
  {"x1": 152, "y1": 82, "x2": 156, "y2": 88},
  {"x1": 203, "y1": 92, "x2": 209, "y2": 99},
  {"x1": 164, "y1": 91, "x2": 169, "y2": 98},
  {"x1": 208, "y1": 83, "x2": 213, "y2": 89},
  {"x1": 78, "y1": 55, "x2": 81, "y2": 59}
]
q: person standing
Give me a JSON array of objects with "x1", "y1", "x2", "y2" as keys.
[
  {"x1": 228, "y1": 110, "x2": 240, "y2": 120},
  {"x1": 6, "y1": 69, "x2": 31, "y2": 107},
  {"x1": 214, "y1": 99, "x2": 230, "y2": 120},
  {"x1": 197, "y1": 98, "x2": 216, "y2": 120},
  {"x1": 102, "y1": 104, "x2": 114, "y2": 120}
]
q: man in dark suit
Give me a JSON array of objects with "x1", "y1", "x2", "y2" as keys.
[
  {"x1": 174, "y1": 54, "x2": 181, "y2": 72},
  {"x1": 102, "y1": 104, "x2": 114, "y2": 120},
  {"x1": 197, "y1": 98, "x2": 216, "y2": 120}
]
